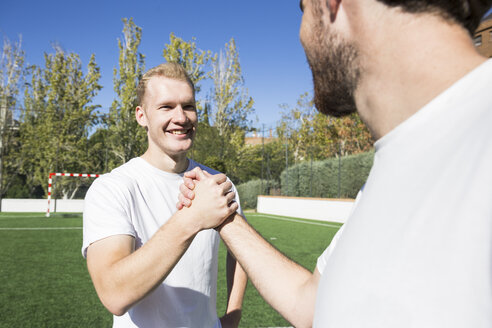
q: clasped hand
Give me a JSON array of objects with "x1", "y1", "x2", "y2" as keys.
[{"x1": 176, "y1": 167, "x2": 237, "y2": 231}]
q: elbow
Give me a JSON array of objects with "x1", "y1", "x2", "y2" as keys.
[
  {"x1": 99, "y1": 293, "x2": 132, "y2": 316},
  {"x1": 290, "y1": 317, "x2": 313, "y2": 328},
  {"x1": 107, "y1": 305, "x2": 128, "y2": 317},
  {"x1": 301, "y1": 318, "x2": 314, "y2": 328}
]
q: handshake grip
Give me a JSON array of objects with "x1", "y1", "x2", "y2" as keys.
[{"x1": 177, "y1": 167, "x2": 238, "y2": 232}]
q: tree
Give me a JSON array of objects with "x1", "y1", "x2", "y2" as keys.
[
  {"x1": 107, "y1": 18, "x2": 146, "y2": 167},
  {"x1": 0, "y1": 36, "x2": 24, "y2": 201},
  {"x1": 327, "y1": 113, "x2": 373, "y2": 156},
  {"x1": 234, "y1": 139, "x2": 289, "y2": 185},
  {"x1": 276, "y1": 92, "x2": 373, "y2": 162},
  {"x1": 162, "y1": 32, "x2": 214, "y2": 119},
  {"x1": 193, "y1": 38, "x2": 254, "y2": 181},
  {"x1": 20, "y1": 48, "x2": 101, "y2": 198},
  {"x1": 209, "y1": 38, "x2": 254, "y2": 137},
  {"x1": 190, "y1": 121, "x2": 242, "y2": 179},
  {"x1": 162, "y1": 32, "x2": 213, "y2": 95},
  {"x1": 276, "y1": 92, "x2": 314, "y2": 162}
]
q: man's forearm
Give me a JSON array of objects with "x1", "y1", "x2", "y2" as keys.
[
  {"x1": 218, "y1": 213, "x2": 318, "y2": 328},
  {"x1": 88, "y1": 172, "x2": 238, "y2": 316},
  {"x1": 87, "y1": 210, "x2": 199, "y2": 315},
  {"x1": 221, "y1": 251, "x2": 247, "y2": 327}
]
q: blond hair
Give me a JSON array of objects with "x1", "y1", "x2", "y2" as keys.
[{"x1": 137, "y1": 62, "x2": 195, "y2": 106}]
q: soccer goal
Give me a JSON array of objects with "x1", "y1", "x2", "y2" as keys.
[{"x1": 46, "y1": 172, "x2": 100, "y2": 217}]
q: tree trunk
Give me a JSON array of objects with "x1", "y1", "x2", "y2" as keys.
[{"x1": 0, "y1": 96, "x2": 8, "y2": 210}]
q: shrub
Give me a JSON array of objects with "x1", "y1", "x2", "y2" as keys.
[
  {"x1": 281, "y1": 151, "x2": 374, "y2": 199},
  {"x1": 237, "y1": 179, "x2": 279, "y2": 210}
]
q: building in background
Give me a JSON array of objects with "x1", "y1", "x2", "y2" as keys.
[
  {"x1": 245, "y1": 130, "x2": 276, "y2": 146},
  {"x1": 474, "y1": 12, "x2": 492, "y2": 58}
]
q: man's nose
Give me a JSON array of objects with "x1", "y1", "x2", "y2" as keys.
[{"x1": 172, "y1": 106, "x2": 188, "y2": 123}]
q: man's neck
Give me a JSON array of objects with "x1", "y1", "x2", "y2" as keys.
[
  {"x1": 352, "y1": 8, "x2": 487, "y2": 140},
  {"x1": 141, "y1": 150, "x2": 189, "y2": 174}
]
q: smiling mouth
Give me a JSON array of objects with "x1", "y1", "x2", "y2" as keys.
[{"x1": 168, "y1": 128, "x2": 191, "y2": 135}]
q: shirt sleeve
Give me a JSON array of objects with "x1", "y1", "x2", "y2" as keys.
[
  {"x1": 316, "y1": 188, "x2": 363, "y2": 274},
  {"x1": 230, "y1": 180, "x2": 245, "y2": 218},
  {"x1": 316, "y1": 224, "x2": 345, "y2": 275},
  {"x1": 81, "y1": 176, "x2": 136, "y2": 258}
]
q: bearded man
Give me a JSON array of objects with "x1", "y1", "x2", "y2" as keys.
[{"x1": 179, "y1": 1, "x2": 492, "y2": 327}]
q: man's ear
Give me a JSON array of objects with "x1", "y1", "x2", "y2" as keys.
[
  {"x1": 135, "y1": 106, "x2": 147, "y2": 128},
  {"x1": 327, "y1": 0, "x2": 342, "y2": 22}
]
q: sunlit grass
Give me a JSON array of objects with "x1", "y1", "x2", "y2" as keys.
[{"x1": 0, "y1": 212, "x2": 341, "y2": 327}]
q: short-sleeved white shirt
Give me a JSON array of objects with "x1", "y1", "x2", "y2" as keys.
[
  {"x1": 83, "y1": 157, "x2": 242, "y2": 328},
  {"x1": 314, "y1": 60, "x2": 492, "y2": 327}
]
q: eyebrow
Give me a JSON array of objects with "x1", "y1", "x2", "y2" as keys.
[{"x1": 299, "y1": 0, "x2": 304, "y2": 12}]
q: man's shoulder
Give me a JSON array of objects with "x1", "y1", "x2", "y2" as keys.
[
  {"x1": 466, "y1": 59, "x2": 492, "y2": 88},
  {"x1": 88, "y1": 158, "x2": 142, "y2": 193}
]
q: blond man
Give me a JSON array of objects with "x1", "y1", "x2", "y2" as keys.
[{"x1": 83, "y1": 63, "x2": 246, "y2": 328}]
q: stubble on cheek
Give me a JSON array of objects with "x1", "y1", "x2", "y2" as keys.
[{"x1": 304, "y1": 13, "x2": 361, "y2": 117}]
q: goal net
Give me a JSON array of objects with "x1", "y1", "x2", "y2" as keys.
[{"x1": 46, "y1": 173, "x2": 100, "y2": 217}]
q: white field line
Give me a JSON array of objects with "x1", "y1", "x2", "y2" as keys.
[
  {"x1": 0, "y1": 227, "x2": 82, "y2": 231},
  {"x1": 0, "y1": 215, "x2": 50, "y2": 219},
  {"x1": 248, "y1": 213, "x2": 342, "y2": 228}
]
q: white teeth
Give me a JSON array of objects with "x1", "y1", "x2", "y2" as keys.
[{"x1": 171, "y1": 130, "x2": 187, "y2": 135}]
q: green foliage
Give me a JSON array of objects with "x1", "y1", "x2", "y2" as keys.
[
  {"x1": 106, "y1": 17, "x2": 147, "y2": 167},
  {"x1": 237, "y1": 179, "x2": 279, "y2": 209},
  {"x1": 277, "y1": 92, "x2": 373, "y2": 161},
  {"x1": 162, "y1": 34, "x2": 256, "y2": 183},
  {"x1": 20, "y1": 48, "x2": 101, "y2": 197},
  {"x1": 281, "y1": 150, "x2": 374, "y2": 198},
  {"x1": 190, "y1": 122, "x2": 229, "y2": 173},
  {"x1": 233, "y1": 139, "x2": 290, "y2": 185},
  {"x1": 201, "y1": 156, "x2": 227, "y2": 174},
  {"x1": 189, "y1": 38, "x2": 255, "y2": 183},
  {"x1": 162, "y1": 32, "x2": 213, "y2": 119},
  {"x1": 210, "y1": 38, "x2": 254, "y2": 136},
  {"x1": 3, "y1": 174, "x2": 41, "y2": 198},
  {"x1": 86, "y1": 128, "x2": 111, "y2": 173},
  {"x1": 162, "y1": 33, "x2": 213, "y2": 94}
]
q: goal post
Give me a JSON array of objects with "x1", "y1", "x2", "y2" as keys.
[{"x1": 46, "y1": 172, "x2": 100, "y2": 217}]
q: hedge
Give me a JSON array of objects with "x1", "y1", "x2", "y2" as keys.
[
  {"x1": 236, "y1": 151, "x2": 374, "y2": 210},
  {"x1": 280, "y1": 151, "x2": 374, "y2": 199},
  {"x1": 236, "y1": 179, "x2": 279, "y2": 210}
]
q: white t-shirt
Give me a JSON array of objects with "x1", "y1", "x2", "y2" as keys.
[
  {"x1": 82, "y1": 157, "x2": 243, "y2": 328},
  {"x1": 314, "y1": 60, "x2": 492, "y2": 327}
]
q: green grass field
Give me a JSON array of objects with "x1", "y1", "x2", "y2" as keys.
[{"x1": 0, "y1": 212, "x2": 341, "y2": 328}]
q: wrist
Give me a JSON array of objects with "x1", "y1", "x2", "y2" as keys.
[
  {"x1": 169, "y1": 209, "x2": 201, "y2": 239},
  {"x1": 217, "y1": 213, "x2": 242, "y2": 234}
]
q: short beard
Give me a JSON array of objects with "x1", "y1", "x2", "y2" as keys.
[{"x1": 305, "y1": 22, "x2": 361, "y2": 117}]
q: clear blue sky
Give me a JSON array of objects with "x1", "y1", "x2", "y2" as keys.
[{"x1": 0, "y1": 0, "x2": 312, "y2": 130}]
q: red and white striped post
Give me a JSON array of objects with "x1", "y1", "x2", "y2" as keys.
[{"x1": 46, "y1": 172, "x2": 100, "y2": 217}]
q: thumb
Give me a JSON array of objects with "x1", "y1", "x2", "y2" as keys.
[{"x1": 183, "y1": 170, "x2": 197, "y2": 179}]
